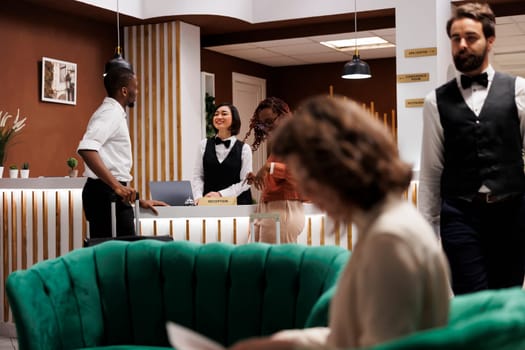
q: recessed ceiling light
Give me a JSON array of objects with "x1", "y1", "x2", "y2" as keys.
[{"x1": 321, "y1": 37, "x2": 395, "y2": 51}]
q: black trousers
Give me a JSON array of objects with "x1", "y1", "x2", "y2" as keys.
[
  {"x1": 441, "y1": 195, "x2": 525, "y2": 295},
  {"x1": 82, "y1": 178, "x2": 135, "y2": 238}
]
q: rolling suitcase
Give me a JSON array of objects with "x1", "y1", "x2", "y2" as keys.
[{"x1": 83, "y1": 192, "x2": 173, "y2": 247}]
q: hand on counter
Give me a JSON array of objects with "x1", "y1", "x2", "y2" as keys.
[
  {"x1": 139, "y1": 199, "x2": 169, "y2": 215},
  {"x1": 204, "y1": 191, "x2": 222, "y2": 198}
]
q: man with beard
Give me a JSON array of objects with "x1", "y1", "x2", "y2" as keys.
[
  {"x1": 78, "y1": 66, "x2": 166, "y2": 238},
  {"x1": 419, "y1": 2, "x2": 525, "y2": 295}
]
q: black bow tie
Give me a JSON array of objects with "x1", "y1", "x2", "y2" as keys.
[
  {"x1": 214, "y1": 137, "x2": 231, "y2": 148},
  {"x1": 460, "y1": 73, "x2": 488, "y2": 89}
]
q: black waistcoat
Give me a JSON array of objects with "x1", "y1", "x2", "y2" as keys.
[
  {"x1": 436, "y1": 72, "x2": 525, "y2": 198},
  {"x1": 203, "y1": 138, "x2": 252, "y2": 205}
]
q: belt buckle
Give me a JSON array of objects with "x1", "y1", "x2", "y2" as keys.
[{"x1": 485, "y1": 193, "x2": 497, "y2": 203}]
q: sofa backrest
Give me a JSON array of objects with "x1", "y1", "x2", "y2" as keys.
[
  {"x1": 7, "y1": 240, "x2": 349, "y2": 350},
  {"x1": 365, "y1": 287, "x2": 525, "y2": 350}
]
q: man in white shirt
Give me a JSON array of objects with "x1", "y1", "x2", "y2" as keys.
[
  {"x1": 78, "y1": 66, "x2": 165, "y2": 238},
  {"x1": 419, "y1": 2, "x2": 525, "y2": 295}
]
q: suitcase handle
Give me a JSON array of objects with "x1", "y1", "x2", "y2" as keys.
[
  {"x1": 110, "y1": 193, "x2": 117, "y2": 237},
  {"x1": 134, "y1": 192, "x2": 140, "y2": 236},
  {"x1": 110, "y1": 191, "x2": 140, "y2": 237},
  {"x1": 249, "y1": 212, "x2": 281, "y2": 244}
]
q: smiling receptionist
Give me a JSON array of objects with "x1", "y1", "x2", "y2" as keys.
[{"x1": 192, "y1": 103, "x2": 253, "y2": 205}]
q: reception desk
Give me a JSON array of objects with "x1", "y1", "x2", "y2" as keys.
[
  {"x1": 0, "y1": 177, "x2": 417, "y2": 335},
  {"x1": 0, "y1": 177, "x2": 360, "y2": 335}
]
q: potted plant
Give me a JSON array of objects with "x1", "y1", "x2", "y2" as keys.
[
  {"x1": 9, "y1": 164, "x2": 18, "y2": 178},
  {"x1": 20, "y1": 162, "x2": 30, "y2": 178},
  {"x1": 67, "y1": 157, "x2": 79, "y2": 177},
  {"x1": 205, "y1": 93, "x2": 216, "y2": 138},
  {"x1": 0, "y1": 108, "x2": 28, "y2": 178}
]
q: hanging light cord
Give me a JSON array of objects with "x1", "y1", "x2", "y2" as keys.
[
  {"x1": 116, "y1": 0, "x2": 121, "y2": 55},
  {"x1": 354, "y1": 0, "x2": 358, "y2": 56}
]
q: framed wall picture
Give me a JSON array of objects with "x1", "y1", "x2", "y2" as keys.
[{"x1": 41, "y1": 57, "x2": 77, "y2": 105}]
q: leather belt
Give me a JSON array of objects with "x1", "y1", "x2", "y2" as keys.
[{"x1": 473, "y1": 192, "x2": 516, "y2": 204}]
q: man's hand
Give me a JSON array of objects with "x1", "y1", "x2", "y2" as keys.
[
  {"x1": 114, "y1": 183, "x2": 136, "y2": 203},
  {"x1": 139, "y1": 199, "x2": 168, "y2": 215}
]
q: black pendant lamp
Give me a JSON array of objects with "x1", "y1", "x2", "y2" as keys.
[
  {"x1": 341, "y1": 0, "x2": 371, "y2": 79},
  {"x1": 104, "y1": 0, "x2": 133, "y2": 76}
]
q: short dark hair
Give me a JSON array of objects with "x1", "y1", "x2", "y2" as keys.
[
  {"x1": 446, "y1": 3, "x2": 495, "y2": 39},
  {"x1": 272, "y1": 95, "x2": 412, "y2": 211},
  {"x1": 103, "y1": 67, "x2": 135, "y2": 97},
  {"x1": 213, "y1": 103, "x2": 241, "y2": 136}
]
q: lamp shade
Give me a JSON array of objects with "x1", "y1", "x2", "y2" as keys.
[
  {"x1": 104, "y1": 53, "x2": 133, "y2": 76},
  {"x1": 341, "y1": 54, "x2": 371, "y2": 79}
]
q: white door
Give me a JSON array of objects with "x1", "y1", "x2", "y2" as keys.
[{"x1": 232, "y1": 72, "x2": 266, "y2": 201}]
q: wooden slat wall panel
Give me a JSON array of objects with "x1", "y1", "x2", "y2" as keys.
[
  {"x1": 55, "y1": 192, "x2": 61, "y2": 257},
  {"x1": 21, "y1": 192, "x2": 27, "y2": 270},
  {"x1": 124, "y1": 21, "x2": 179, "y2": 196},
  {"x1": 3, "y1": 193, "x2": 8, "y2": 322},
  {"x1": 175, "y1": 21, "x2": 182, "y2": 180}
]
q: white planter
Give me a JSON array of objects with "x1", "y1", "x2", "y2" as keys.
[
  {"x1": 20, "y1": 169, "x2": 30, "y2": 178},
  {"x1": 9, "y1": 169, "x2": 18, "y2": 179}
]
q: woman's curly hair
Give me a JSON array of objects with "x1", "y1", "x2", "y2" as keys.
[
  {"x1": 272, "y1": 95, "x2": 412, "y2": 210},
  {"x1": 243, "y1": 97, "x2": 291, "y2": 151}
]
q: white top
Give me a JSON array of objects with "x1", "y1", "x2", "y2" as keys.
[
  {"x1": 419, "y1": 65, "x2": 525, "y2": 233},
  {"x1": 272, "y1": 196, "x2": 451, "y2": 349},
  {"x1": 191, "y1": 136, "x2": 252, "y2": 199},
  {"x1": 77, "y1": 97, "x2": 133, "y2": 182}
]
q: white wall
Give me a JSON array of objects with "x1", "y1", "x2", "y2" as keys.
[
  {"x1": 395, "y1": 0, "x2": 453, "y2": 169},
  {"x1": 179, "y1": 22, "x2": 203, "y2": 180}
]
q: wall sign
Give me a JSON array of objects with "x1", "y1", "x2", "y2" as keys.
[
  {"x1": 397, "y1": 73, "x2": 430, "y2": 83},
  {"x1": 404, "y1": 47, "x2": 437, "y2": 57},
  {"x1": 198, "y1": 197, "x2": 237, "y2": 206},
  {"x1": 405, "y1": 98, "x2": 425, "y2": 108}
]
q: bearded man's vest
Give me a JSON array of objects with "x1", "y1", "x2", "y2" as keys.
[
  {"x1": 436, "y1": 72, "x2": 525, "y2": 198},
  {"x1": 203, "y1": 138, "x2": 253, "y2": 205}
]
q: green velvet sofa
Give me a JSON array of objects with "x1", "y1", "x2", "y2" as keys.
[
  {"x1": 366, "y1": 287, "x2": 525, "y2": 350},
  {"x1": 6, "y1": 240, "x2": 350, "y2": 350}
]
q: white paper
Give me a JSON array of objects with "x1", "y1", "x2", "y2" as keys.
[{"x1": 166, "y1": 321, "x2": 225, "y2": 350}]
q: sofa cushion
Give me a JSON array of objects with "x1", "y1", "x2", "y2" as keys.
[{"x1": 7, "y1": 240, "x2": 349, "y2": 350}]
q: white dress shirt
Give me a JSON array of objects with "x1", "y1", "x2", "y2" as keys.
[
  {"x1": 191, "y1": 136, "x2": 252, "y2": 200},
  {"x1": 419, "y1": 65, "x2": 525, "y2": 233},
  {"x1": 77, "y1": 97, "x2": 133, "y2": 182}
]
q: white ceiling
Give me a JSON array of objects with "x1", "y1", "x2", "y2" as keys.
[{"x1": 205, "y1": 14, "x2": 525, "y2": 77}]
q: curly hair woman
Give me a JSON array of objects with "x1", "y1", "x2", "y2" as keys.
[{"x1": 243, "y1": 97, "x2": 306, "y2": 243}]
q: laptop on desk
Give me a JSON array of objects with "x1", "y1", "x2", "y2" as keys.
[{"x1": 149, "y1": 180, "x2": 194, "y2": 206}]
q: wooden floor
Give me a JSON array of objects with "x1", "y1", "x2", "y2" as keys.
[{"x1": 0, "y1": 337, "x2": 16, "y2": 350}]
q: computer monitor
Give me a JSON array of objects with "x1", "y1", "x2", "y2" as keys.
[{"x1": 149, "y1": 180, "x2": 194, "y2": 206}]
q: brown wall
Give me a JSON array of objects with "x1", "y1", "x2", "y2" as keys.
[
  {"x1": 201, "y1": 49, "x2": 274, "y2": 105},
  {"x1": 201, "y1": 49, "x2": 396, "y2": 118},
  {"x1": 272, "y1": 58, "x2": 396, "y2": 115},
  {"x1": 0, "y1": 1, "x2": 115, "y2": 177}
]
